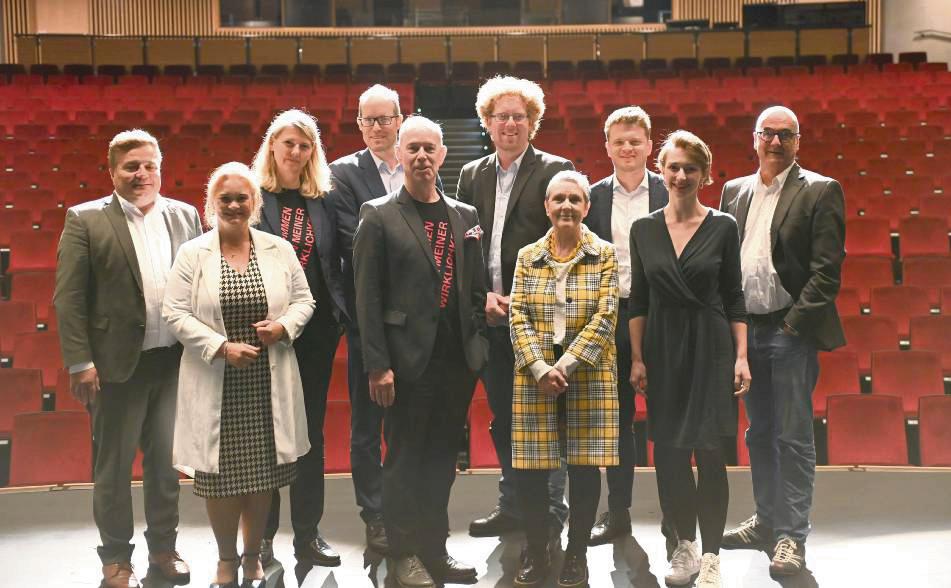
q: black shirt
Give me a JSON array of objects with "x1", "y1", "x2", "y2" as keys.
[{"x1": 413, "y1": 197, "x2": 461, "y2": 356}]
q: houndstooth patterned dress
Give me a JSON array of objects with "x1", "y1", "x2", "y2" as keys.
[{"x1": 194, "y1": 249, "x2": 297, "y2": 498}]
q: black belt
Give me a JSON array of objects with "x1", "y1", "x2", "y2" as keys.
[{"x1": 748, "y1": 308, "x2": 790, "y2": 324}]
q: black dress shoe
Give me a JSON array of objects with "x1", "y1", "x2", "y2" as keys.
[
  {"x1": 557, "y1": 551, "x2": 588, "y2": 588},
  {"x1": 425, "y1": 555, "x2": 477, "y2": 584},
  {"x1": 296, "y1": 535, "x2": 342, "y2": 567},
  {"x1": 513, "y1": 547, "x2": 550, "y2": 587},
  {"x1": 389, "y1": 555, "x2": 435, "y2": 587},
  {"x1": 588, "y1": 510, "x2": 632, "y2": 546},
  {"x1": 366, "y1": 514, "x2": 390, "y2": 554},
  {"x1": 469, "y1": 506, "x2": 520, "y2": 537}
]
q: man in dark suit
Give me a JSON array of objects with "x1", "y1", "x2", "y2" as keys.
[
  {"x1": 584, "y1": 107, "x2": 677, "y2": 554},
  {"x1": 354, "y1": 116, "x2": 489, "y2": 588},
  {"x1": 456, "y1": 76, "x2": 573, "y2": 539},
  {"x1": 719, "y1": 106, "x2": 846, "y2": 577},
  {"x1": 54, "y1": 129, "x2": 202, "y2": 588}
]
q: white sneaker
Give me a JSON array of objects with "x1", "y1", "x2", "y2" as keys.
[
  {"x1": 665, "y1": 540, "x2": 701, "y2": 586},
  {"x1": 693, "y1": 553, "x2": 720, "y2": 588}
]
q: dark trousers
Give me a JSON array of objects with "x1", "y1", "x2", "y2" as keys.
[
  {"x1": 383, "y1": 351, "x2": 477, "y2": 560},
  {"x1": 654, "y1": 443, "x2": 730, "y2": 555},
  {"x1": 91, "y1": 346, "x2": 181, "y2": 564},
  {"x1": 517, "y1": 466, "x2": 600, "y2": 556},
  {"x1": 265, "y1": 319, "x2": 340, "y2": 547},
  {"x1": 482, "y1": 325, "x2": 568, "y2": 524},
  {"x1": 607, "y1": 299, "x2": 637, "y2": 511},
  {"x1": 345, "y1": 324, "x2": 385, "y2": 522}
]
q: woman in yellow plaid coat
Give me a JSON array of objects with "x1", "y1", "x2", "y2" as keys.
[{"x1": 508, "y1": 170, "x2": 619, "y2": 587}]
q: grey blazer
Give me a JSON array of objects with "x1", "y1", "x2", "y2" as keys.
[
  {"x1": 54, "y1": 194, "x2": 203, "y2": 383},
  {"x1": 720, "y1": 163, "x2": 847, "y2": 351},
  {"x1": 585, "y1": 171, "x2": 669, "y2": 243}
]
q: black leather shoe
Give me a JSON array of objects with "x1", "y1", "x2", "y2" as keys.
[
  {"x1": 366, "y1": 514, "x2": 390, "y2": 554},
  {"x1": 588, "y1": 510, "x2": 632, "y2": 546},
  {"x1": 388, "y1": 555, "x2": 435, "y2": 587},
  {"x1": 513, "y1": 547, "x2": 550, "y2": 587},
  {"x1": 259, "y1": 539, "x2": 274, "y2": 567},
  {"x1": 296, "y1": 535, "x2": 341, "y2": 567},
  {"x1": 557, "y1": 551, "x2": 588, "y2": 588},
  {"x1": 469, "y1": 506, "x2": 520, "y2": 537},
  {"x1": 425, "y1": 554, "x2": 477, "y2": 584}
]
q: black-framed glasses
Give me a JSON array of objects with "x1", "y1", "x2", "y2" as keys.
[
  {"x1": 358, "y1": 115, "x2": 400, "y2": 127},
  {"x1": 755, "y1": 129, "x2": 800, "y2": 143},
  {"x1": 489, "y1": 113, "x2": 528, "y2": 123}
]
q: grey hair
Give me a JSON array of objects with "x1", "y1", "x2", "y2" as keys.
[
  {"x1": 755, "y1": 105, "x2": 800, "y2": 133},
  {"x1": 204, "y1": 161, "x2": 263, "y2": 228},
  {"x1": 398, "y1": 115, "x2": 443, "y2": 143},
  {"x1": 546, "y1": 170, "x2": 591, "y2": 201},
  {"x1": 358, "y1": 84, "x2": 401, "y2": 118}
]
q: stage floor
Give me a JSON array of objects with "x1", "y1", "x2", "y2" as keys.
[{"x1": 2, "y1": 468, "x2": 949, "y2": 587}]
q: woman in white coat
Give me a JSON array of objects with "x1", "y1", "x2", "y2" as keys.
[{"x1": 163, "y1": 161, "x2": 315, "y2": 588}]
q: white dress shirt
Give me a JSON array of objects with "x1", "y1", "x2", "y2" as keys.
[
  {"x1": 741, "y1": 164, "x2": 796, "y2": 314},
  {"x1": 488, "y1": 148, "x2": 528, "y2": 295},
  {"x1": 370, "y1": 150, "x2": 404, "y2": 194},
  {"x1": 610, "y1": 173, "x2": 650, "y2": 298}
]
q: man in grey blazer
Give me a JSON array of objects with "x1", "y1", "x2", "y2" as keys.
[
  {"x1": 54, "y1": 129, "x2": 202, "y2": 588},
  {"x1": 456, "y1": 76, "x2": 572, "y2": 539},
  {"x1": 719, "y1": 106, "x2": 846, "y2": 577},
  {"x1": 354, "y1": 116, "x2": 489, "y2": 588},
  {"x1": 584, "y1": 107, "x2": 677, "y2": 554}
]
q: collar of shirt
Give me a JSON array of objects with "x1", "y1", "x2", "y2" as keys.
[
  {"x1": 756, "y1": 162, "x2": 796, "y2": 194},
  {"x1": 495, "y1": 147, "x2": 528, "y2": 180},
  {"x1": 611, "y1": 172, "x2": 650, "y2": 199},
  {"x1": 115, "y1": 191, "x2": 166, "y2": 219},
  {"x1": 369, "y1": 150, "x2": 401, "y2": 175}
]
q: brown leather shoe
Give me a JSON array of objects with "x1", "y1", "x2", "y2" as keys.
[
  {"x1": 148, "y1": 550, "x2": 191, "y2": 585},
  {"x1": 101, "y1": 562, "x2": 141, "y2": 588}
]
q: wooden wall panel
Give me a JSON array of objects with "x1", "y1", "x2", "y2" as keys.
[
  {"x1": 697, "y1": 31, "x2": 744, "y2": 61},
  {"x1": 94, "y1": 38, "x2": 144, "y2": 66},
  {"x1": 350, "y1": 38, "x2": 399, "y2": 66},
  {"x1": 90, "y1": 0, "x2": 215, "y2": 36},
  {"x1": 400, "y1": 37, "x2": 447, "y2": 65},
  {"x1": 748, "y1": 30, "x2": 796, "y2": 58},
  {"x1": 146, "y1": 38, "x2": 195, "y2": 66},
  {"x1": 16, "y1": 36, "x2": 38, "y2": 66},
  {"x1": 39, "y1": 35, "x2": 92, "y2": 65},
  {"x1": 199, "y1": 38, "x2": 246, "y2": 66},
  {"x1": 3, "y1": 0, "x2": 33, "y2": 63},
  {"x1": 498, "y1": 36, "x2": 545, "y2": 64},
  {"x1": 547, "y1": 34, "x2": 595, "y2": 63},
  {"x1": 800, "y1": 28, "x2": 848, "y2": 58},
  {"x1": 598, "y1": 34, "x2": 644, "y2": 63},
  {"x1": 449, "y1": 36, "x2": 495, "y2": 64},
  {"x1": 852, "y1": 26, "x2": 869, "y2": 57},
  {"x1": 300, "y1": 38, "x2": 347, "y2": 66},
  {"x1": 646, "y1": 32, "x2": 695, "y2": 60},
  {"x1": 249, "y1": 38, "x2": 298, "y2": 67}
]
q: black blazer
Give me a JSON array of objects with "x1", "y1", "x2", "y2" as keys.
[
  {"x1": 353, "y1": 188, "x2": 489, "y2": 381},
  {"x1": 258, "y1": 190, "x2": 350, "y2": 325},
  {"x1": 455, "y1": 144, "x2": 573, "y2": 295},
  {"x1": 720, "y1": 163, "x2": 847, "y2": 351},
  {"x1": 585, "y1": 171, "x2": 669, "y2": 243}
]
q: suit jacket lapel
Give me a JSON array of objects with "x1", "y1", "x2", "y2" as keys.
[
  {"x1": 445, "y1": 198, "x2": 467, "y2": 298},
  {"x1": 647, "y1": 172, "x2": 667, "y2": 212},
  {"x1": 105, "y1": 196, "x2": 144, "y2": 293},
  {"x1": 771, "y1": 164, "x2": 805, "y2": 250},
  {"x1": 505, "y1": 145, "x2": 536, "y2": 221},
  {"x1": 261, "y1": 191, "x2": 281, "y2": 235},
  {"x1": 359, "y1": 149, "x2": 389, "y2": 198},
  {"x1": 305, "y1": 196, "x2": 327, "y2": 255},
  {"x1": 734, "y1": 176, "x2": 756, "y2": 243},
  {"x1": 396, "y1": 189, "x2": 438, "y2": 273},
  {"x1": 478, "y1": 154, "x2": 498, "y2": 259}
]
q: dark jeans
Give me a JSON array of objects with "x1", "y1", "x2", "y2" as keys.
[
  {"x1": 745, "y1": 317, "x2": 819, "y2": 543},
  {"x1": 345, "y1": 324, "x2": 385, "y2": 523},
  {"x1": 91, "y1": 346, "x2": 181, "y2": 564},
  {"x1": 482, "y1": 325, "x2": 568, "y2": 525},
  {"x1": 382, "y1": 351, "x2": 478, "y2": 560},
  {"x1": 517, "y1": 466, "x2": 599, "y2": 556},
  {"x1": 265, "y1": 319, "x2": 340, "y2": 547}
]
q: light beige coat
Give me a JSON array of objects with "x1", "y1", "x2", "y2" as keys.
[{"x1": 162, "y1": 228, "x2": 315, "y2": 475}]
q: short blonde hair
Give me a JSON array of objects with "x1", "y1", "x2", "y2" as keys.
[
  {"x1": 603, "y1": 106, "x2": 652, "y2": 141},
  {"x1": 475, "y1": 76, "x2": 546, "y2": 140},
  {"x1": 251, "y1": 109, "x2": 332, "y2": 198},
  {"x1": 546, "y1": 170, "x2": 591, "y2": 202},
  {"x1": 108, "y1": 129, "x2": 161, "y2": 171},
  {"x1": 204, "y1": 162, "x2": 263, "y2": 228},
  {"x1": 656, "y1": 130, "x2": 714, "y2": 186}
]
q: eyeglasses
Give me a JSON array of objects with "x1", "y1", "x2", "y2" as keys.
[
  {"x1": 755, "y1": 129, "x2": 800, "y2": 143},
  {"x1": 358, "y1": 115, "x2": 400, "y2": 127},
  {"x1": 489, "y1": 113, "x2": 528, "y2": 123}
]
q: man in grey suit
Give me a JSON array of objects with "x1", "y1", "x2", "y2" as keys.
[
  {"x1": 354, "y1": 116, "x2": 489, "y2": 588},
  {"x1": 54, "y1": 129, "x2": 202, "y2": 588},
  {"x1": 584, "y1": 106, "x2": 676, "y2": 553},
  {"x1": 720, "y1": 106, "x2": 846, "y2": 577},
  {"x1": 456, "y1": 76, "x2": 572, "y2": 539}
]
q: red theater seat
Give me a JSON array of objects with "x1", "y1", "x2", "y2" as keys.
[
  {"x1": 841, "y1": 315, "x2": 899, "y2": 373},
  {"x1": 909, "y1": 315, "x2": 951, "y2": 373},
  {"x1": 918, "y1": 395, "x2": 951, "y2": 466},
  {"x1": 0, "y1": 209, "x2": 32, "y2": 248},
  {"x1": 903, "y1": 256, "x2": 951, "y2": 306},
  {"x1": 324, "y1": 400, "x2": 351, "y2": 473},
  {"x1": 0, "y1": 300, "x2": 38, "y2": 358},
  {"x1": 841, "y1": 257, "x2": 894, "y2": 306},
  {"x1": 9, "y1": 410, "x2": 92, "y2": 486},
  {"x1": 9, "y1": 271, "x2": 56, "y2": 323},
  {"x1": 836, "y1": 287, "x2": 862, "y2": 316},
  {"x1": 12, "y1": 332, "x2": 62, "y2": 389},
  {"x1": 468, "y1": 397, "x2": 498, "y2": 469},
  {"x1": 869, "y1": 285, "x2": 933, "y2": 338},
  {"x1": 814, "y1": 351, "x2": 860, "y2": 418},
  {"x1": 870, "y1": 350, "x2": 944, "y2": 417},
  {"x1": 0, "y1": 368, "x2": 43, "y2": 435},
  {"x1": 826, "y1": 395, "x2": 907, "y2": 466},
  {"x1": 898, "y1": 216, "x2": 949, "y2": 257},
  {"x1": 737, "y1": 397, "x2": 749, "y2": 466},
  {"x1": 6, "y1": 230, "x2": 59, "y2": 274},
  {"x1": 845, "y1": 217, "x2": 892, "y2": 257}
]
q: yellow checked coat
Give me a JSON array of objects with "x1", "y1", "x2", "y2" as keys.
[{"x1": 509, "y1": 226, "x2": 620, "y2": 469}]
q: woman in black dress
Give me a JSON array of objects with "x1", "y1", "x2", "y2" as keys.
[{"x1": 628, "y1": 130, "x2": 750, "y2": 588}]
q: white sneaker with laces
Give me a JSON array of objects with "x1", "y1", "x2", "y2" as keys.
[
  {"x1": 665, "y1": 540, "x2": 701, "y2": 586},
  {"x1": 693, "y1": 553, "x2": 720, "y2": 588}
]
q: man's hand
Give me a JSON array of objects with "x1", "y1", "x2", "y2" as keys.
[
  {"x1": 538, "y1": 367, "x2": 568, "y2": 397},
  {"x1": 369, "y1": 368, "x2": 395, "y2": 407},
  {"x1": 485, "y1": 292, "x2": 510, "y2": 326},
  {"x1": 70, "y1": 366, "x2": 100, "y2": 406},
  {"x1": 253, "y1": 320, "x2": 286, "y2": 346},
  {"x1": 630, "y1": 360, "x2": 648, "y2": 397},
  {"x1": 734, "y1": 357, "x2": 752, "y2": 397},
  {"x1": 224, "y1": 342, "x2": 260, "y2": 368}
]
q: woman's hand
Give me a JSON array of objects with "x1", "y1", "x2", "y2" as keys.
[
  {"x1": 734, "y1": 357, "x2": 752, "y2": 397},
  {"x1": 630, "y1": 359, "x2": 648, "y2": 396},
  {"x1": 538, "y1": 367, "x2": 568, "y2": 397},
  {"x1": 253, "y1": 320, "x2": 286, "y2": 346},
  {"x1": 224, "y1": 342, "x2": 260, "y2": 368}
]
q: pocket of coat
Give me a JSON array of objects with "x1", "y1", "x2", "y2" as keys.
[
  {"x1": 91, "y1": 315, "x2": 109, "y2": 330},
  {"x1": 382, "y1": 309, "x2": 407, "y2": 326}
]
